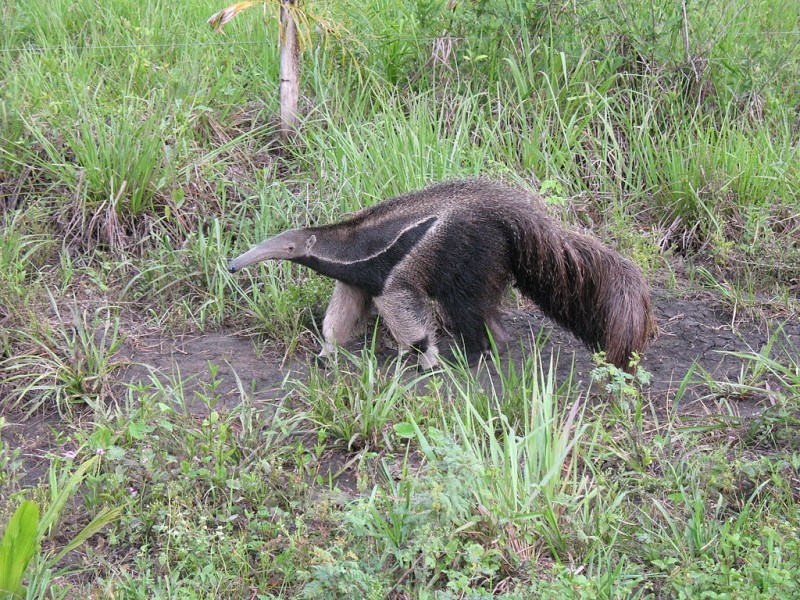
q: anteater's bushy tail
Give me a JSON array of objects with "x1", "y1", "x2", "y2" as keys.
[{"x1": 509, "y1": 211, "x2": 656, "y2": 371}]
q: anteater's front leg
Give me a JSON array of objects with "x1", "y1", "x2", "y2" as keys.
[
  {"x1": 374, "y1": 284, "x2": 439, "y2": 369},
  {"x1": 320, "y1": 282, "x2": 373, "y2": 358}
]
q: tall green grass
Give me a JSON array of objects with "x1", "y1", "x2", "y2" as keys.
[{"x1": 3, "y1": 0, "x2": 798, "y2": 340}]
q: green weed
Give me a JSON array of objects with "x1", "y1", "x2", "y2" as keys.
[
  {"x1": 298, "y1": 339, "x2": 431, "y2": 451},
  {"x1": 0, "y1": 501, "x2": 38, "y2": 599},
  {"x1": 0, "y1": 298, "x2": 124, "y2": 415},
  {"x1": 0, "y1": 455, "x2": 121, "y2": 599}
]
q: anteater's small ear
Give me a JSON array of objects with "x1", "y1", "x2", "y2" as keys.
[{"x1": 306, "y1": 234, "x2": 317, "y2": 251}]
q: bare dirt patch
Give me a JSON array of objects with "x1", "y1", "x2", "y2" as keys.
[
  {"x1": 4, "y1": 290, "x2": 797, "y2": 491},
  {"x1": 117, "y1": 291, "x2": 800, "y2": 414}
]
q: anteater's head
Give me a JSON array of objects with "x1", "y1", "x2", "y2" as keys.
[{"x1": 227, "y1": 229, "x2": 317, "y2": 273}]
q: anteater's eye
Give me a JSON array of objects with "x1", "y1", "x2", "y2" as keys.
[{"x1": 287, "y1": 243, "x2": 295, "y2": 251}]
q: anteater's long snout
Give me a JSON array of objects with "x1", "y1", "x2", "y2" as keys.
[
  {"x1": 227, "y1": 251, "x2": 254, "y2": 274},
  {"x1": 227, "y1": 233, "x2": 297, "y2": 273},
  {"x1": 227, "y1": 252, "x2": 256, "y2": 273}
]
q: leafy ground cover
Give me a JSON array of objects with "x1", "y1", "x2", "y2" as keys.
[{"x1": 1, "y1": 0, "x2": 799, "y2": 597}]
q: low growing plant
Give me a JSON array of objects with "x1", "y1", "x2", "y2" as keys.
[
  {"x1": 0, "y1": 501, "x2": 38, "y2": 599},
  {"x1": 0, "y1": 455, "x2": 121, "y2": 599},
  {"x1": 0, "y1": 298, "x2": 124, "y2": 415}
]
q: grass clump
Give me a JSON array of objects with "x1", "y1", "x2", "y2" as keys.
[
  {"x1": 1, "y1": 299, "x2": 124, "y2": 415},
  {"x1": 298, "y1": 342, "x2": 432, "y2": 451}
]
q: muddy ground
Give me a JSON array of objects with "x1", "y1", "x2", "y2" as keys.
[
  {"x1": 118, "y1": 290, "x2": 800, "y2": 416},
  {"x1": 4, "y1": 289, "x2": 798, "y2": 493}
]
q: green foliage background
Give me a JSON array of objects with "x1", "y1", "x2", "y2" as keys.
[{"x1": 1, "y1": 0, "x2": 799, "y2": 597}]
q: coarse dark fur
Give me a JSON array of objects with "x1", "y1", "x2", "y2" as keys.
[{"x1": 228, "y1": 179, "x2": 657, "y2": 371}]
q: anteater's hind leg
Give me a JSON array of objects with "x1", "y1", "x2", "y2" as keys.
[
  {"x1": 427, "y1": 224, "x2": 512, "y2": 365},
  {"x1": 374, "y1": 285, "x2": 439, "y2": 369},
  {"x1": 320, "y1": 282, "x2": 373, "y2": 358},
  {"x1": 439, "y1": 302, "x2": 491, "y2": 364},
  {"x1": 437, "y1": 285, "x2": 509, "y2": 365}
]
